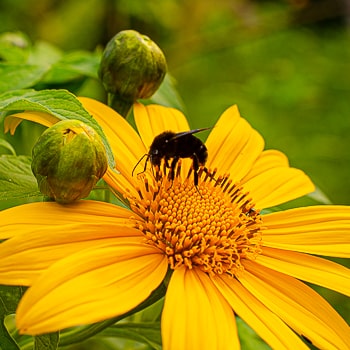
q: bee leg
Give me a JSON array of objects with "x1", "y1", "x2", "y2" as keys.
[
  {"x1": 169, "y1": 157, "x2": 179, "y2": 182},
  {"x1": 192, "y1": 155, "x2": 205, "y2": 198},
  {"x1": 202, "y1": 167, "x2": 217, "y2": 182},
  {"x1": 133, "y1": 154, "x2": 149, "y2": 177},
  {"x1": 192, "y1": 154, "x2": 200, "y2": 187}
]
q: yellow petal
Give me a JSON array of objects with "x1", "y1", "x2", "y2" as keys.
[
  {"x1": 0, "y1": 224, "x2": 143, "y2": 286},
  {"x1": 241, "y1": 260, "x2": 350, "y2": 350},
  {"x1": 78, "y1": 97, "x2": 147, "y2": 187},
  {"x1": 212, "y1": 274, "x2": 309, "y2": 350},
  {"x1": 0, "y1": 200, "x2": 141, "y2": 239},
  {"x1": 243, "y1": 167, "x2": 315, "y2": 209},
  {"x1": 162, "y1": 266, "x2": 239, "y2": 350},
  {"x1": 104, "y1": 166, "x2": 139, "y2": 198},
  {"x1": 205, "y1": 105, "x2": 264, "y2": 181},
  {"x1": 5, "y1": 112, "x2": 59, "y2": 134},
  {"x1": 133, "y1": 103, "x2": 190, "y2": 149},
  {"x1": 257, "y1": 247, "x2": 350, "y2": 296},
  {"x1": 257, "y1": 247, "x2": 350, "y2": 297},
  {"x1": 16, "y1": 242, "x2": 167, "y2": 335},
  {"x1": 262, "y1": 205, "x2": 350, "y2": 257},
  {"x1": 241, "y1": 149, "x2": 289, "y2": 182}
]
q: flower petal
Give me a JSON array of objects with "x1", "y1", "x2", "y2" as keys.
[
  {"x1": 133, "y1": 103, "x2": 190, "y2": 150},
  {"x1": 103, "y1": 166, "x2": 139, "y2": 198},
  {"x1": 4, "y1": 112, "x2": 59, "y2": 134},
  {"x1": 0, "y1": 226, "x2": 142, "y2": 286},
  {"x1": 212, "y1": 274, "x2": 309, "y2": 350},
  {"x1": 205, "y1": 105, "x2": 264, "y2": 181},
  {"x1": 262, "y1": 206, "x2": 350, "y2": 257},
  {"x1": 241, "y1": 260, "x2": 350, "y2": 350},
  {"x1": 16, "y1": 242, "x2": 167, "y2": 335},
  {"x1": 162, "y1": 266, "x2": 239, "y2": 350},
  {"x1": 0, "y1": 200, "x2": 142, "y2": 285},
  {"x1": 241, "y1": 149, "x2": 289, "y2": 182},
  {"x1": 78, "y1": 97, "x2": 147, "y2": 187},
  {"x1": 0, "y1": 200, "x2": 140, "y2": 239},
  {"x1": 243, "y1": 167, "x2": 315, "y2": 209},
  {"x1": 257, "y1": 247, "x2": 350, "y2": 297}
]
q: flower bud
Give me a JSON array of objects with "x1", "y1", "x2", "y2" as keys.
[
  {"x1": 31, "y1": 120, "x2": 108, "y2": 204},
  {"x1": 98, "y1": 30, "x2": 167, "y2": 116}
]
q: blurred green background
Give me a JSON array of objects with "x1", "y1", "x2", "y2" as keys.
[
  {"x1": 1, "y1": 0, "x2": 349, "y2": 205},
  {"x1": 0, "y1": 0, "x2": 349, "y2": 346}
]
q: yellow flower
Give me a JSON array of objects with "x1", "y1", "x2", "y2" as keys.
[{"x1": 1, "y1": 98, "x2": 350, "y2": 350}]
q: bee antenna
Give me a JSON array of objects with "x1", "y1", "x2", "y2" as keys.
[{"x1": 132, "y1": 154, "x2": 149, "y2": 176}]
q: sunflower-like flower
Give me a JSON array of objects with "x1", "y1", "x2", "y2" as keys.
[{"x1": 1, "y1": 98, "x2": 350, "y2": 350}]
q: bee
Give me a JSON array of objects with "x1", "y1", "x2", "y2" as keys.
[{"x1": 132, "y1": 128, "x2": 210, "y2": 186}]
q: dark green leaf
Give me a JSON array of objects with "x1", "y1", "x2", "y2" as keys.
[
  {"x1": 34, "y1": 333, "x2": 59, "y2": 350},
  {"x1": 0, "y1": 285, "x2": 25, "y2": 316},
  {"x1": 0, "y1": 321, "x2": 19, "y2": 350},
  {"x1": 0, "y1": 64, "x2": 48, "y2": 93},
  {"x1": 0, "y1": 155, "x2": 41, "y2": 200},
  {"x1": 0, "y1": 89, "x2": 115, "y2": 168},
  {"x1": 0, "y1": 285, "x2": 25, "y2": 350}
]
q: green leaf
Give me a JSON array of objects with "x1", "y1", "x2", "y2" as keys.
[
  {"x1": 100, "y1": 322, "x2": 162, "y2": 350},
  {"x1": 308, "y1": 186, "x2": 332, "y2": 205},
  {"x1": 0, "y1": 285, "x2": 25, "y2": 350},
  {"x1": 0, "y1": 155, "x2": 41, "y2": 200},
  {"x1": 0, "y1": 32, "x2": 31, "y2": 63},
  {"x1": 237, "y1": 317, "x2": 270, "y2": 350},
  {"x1": 0, "y1": 89, "x2": 115, "y2": 168},
  {"x1": 59, "y1": 282, "x2": 166, "y2": 347},
  {"x1": 34, "y1": 333, "x2": 59, "y2": 350},
  {"x1": 27, "y1": 41, "x2": 62, "y2": 68},
  {"x1": 0, "y1": 285, "x2": 25, "y2": 317},
  {"x1": 42, "y1": 51, "x2": 100, "y2": 83},
  {"x1": 149, "y1": 73, "x2": 185, "y2": 111},
  {"x1": 0, "y1": 321, "x2": 19, "y2": 350},
  {"x1": 0, "y1": 139, "x2": 16, "y2": 155},
  {"x1": 0, "y1": 64, "x2": 48, "y2": 93}
]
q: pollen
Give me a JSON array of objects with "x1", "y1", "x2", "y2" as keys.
[{"x1": 127, "y1": 163, "x2": 263, "y2": 277}]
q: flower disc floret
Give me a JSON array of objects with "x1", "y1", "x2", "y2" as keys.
[{"x1": 127, "y1": 164, "x2": 263, "y2": 276}]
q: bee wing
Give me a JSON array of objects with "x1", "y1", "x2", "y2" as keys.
[{"x1": 170, "y1": 127, "x2": 212, "y2": 140}]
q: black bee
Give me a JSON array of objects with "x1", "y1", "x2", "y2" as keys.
[{"x1": 132, "y1": 128, "x2": 210, "y2": 186}]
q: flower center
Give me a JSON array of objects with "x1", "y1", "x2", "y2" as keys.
[{"x1": 127, "y1": 163, "x2": 263, "y2": 277}]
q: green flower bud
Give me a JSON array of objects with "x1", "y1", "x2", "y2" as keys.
[
  {"x1": 32, "y1": 120, "x2": 108, "y2": 204},
  {"x1": 98, "y1": 30, "x2": 167, "y2": 117}
]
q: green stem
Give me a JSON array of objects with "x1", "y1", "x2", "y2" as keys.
[
  {"x1": 58, "y1": 282, "x2": 166, "y2": 346},
  {"x1": 108, "y1": 93, "x2": 133, "y2": 118}
]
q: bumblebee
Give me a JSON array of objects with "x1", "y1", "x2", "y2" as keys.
[{"x1": 132, "y1": 128, "x2": 210, "y2": 186}]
